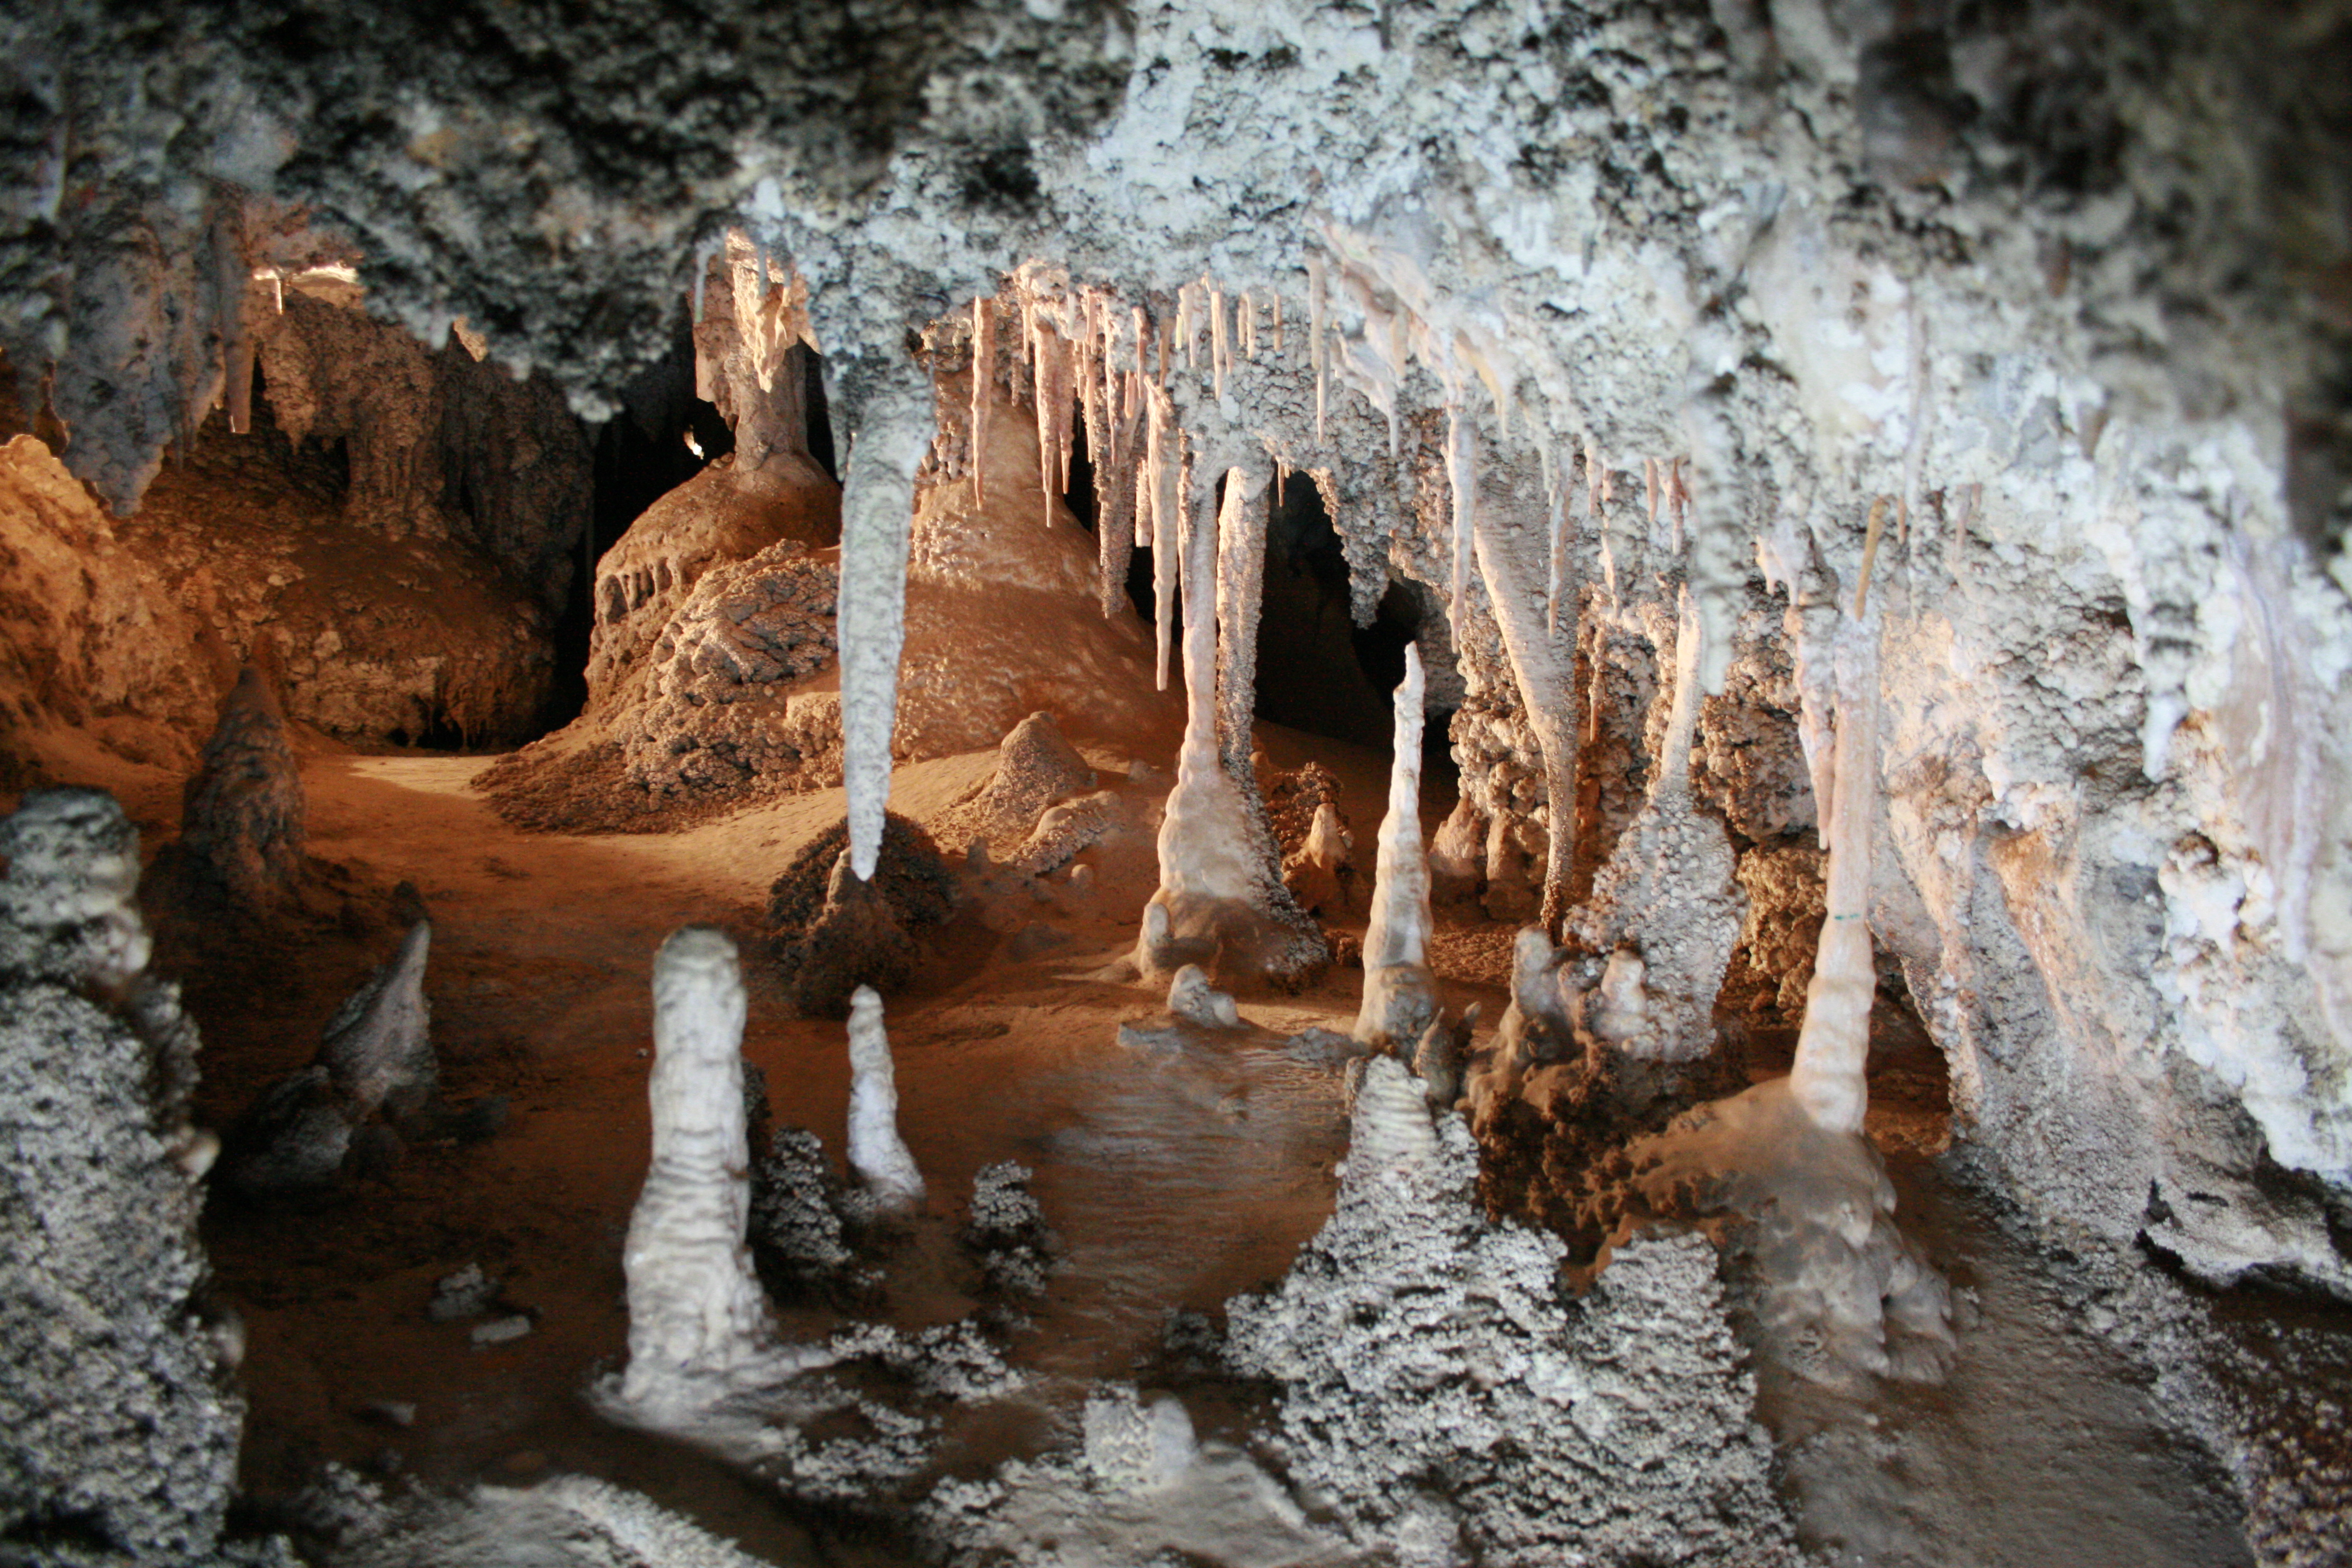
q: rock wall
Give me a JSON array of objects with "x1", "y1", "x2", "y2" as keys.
[{"x1": 0, "y1": 789, "x2": 243, "y2": 1564}]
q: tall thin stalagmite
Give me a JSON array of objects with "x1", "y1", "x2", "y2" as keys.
[
  {"x1": 1354, "y1": 644, "x2": 1437, "y2": 1047},
  {"x1": 1788, "y1": 501, "x2": 1887, "y2": 1135}
]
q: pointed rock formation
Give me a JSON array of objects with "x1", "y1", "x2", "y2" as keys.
[
  {"x1": 171, "y1": 665, "x2": 307, "y2": 910},
  {"x1": 1354, "y1": 644, "x2": 1437, "y2": 1050},
  {"x1": 845, "y1": 985, "x2": 924, "y2": 1214}
]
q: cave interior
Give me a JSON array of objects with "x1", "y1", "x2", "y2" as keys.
[{"x1": 2, "y1": 2, "x2": 2351, "y2": 1566}]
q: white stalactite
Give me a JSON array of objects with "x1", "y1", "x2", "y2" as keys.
[
  {"x1": 1544, "y1": 445, "x2": 1568, "y2": 635},
  {"x1": 1307, "y1": 256, "x2": 1328, "y2": 443},
  {"x1": 1210, "y1": 283, "x2": 1229, "y2": 402},
  {"x1": 837, "y1": 371, "x2": 935, "y2": 882},
  {"x1": 616, "y1": 927, "x2": 773, "y2": 1417},
  {"x1": 1146, "y1": 388, "x2": 1180, "y2": 690},
  {"x1": 969, "y1": 296, "x2": 993, "y2": 509},
  {"x1": 846, "y1": 985, "x2": 925, "y2": 1210},
  {"x1": 1445, "y1": 403, "x2": 1476, "y2": 632},
  {"x1": 1472, "y1": 481, "x2": 1581, "y2": 933}
]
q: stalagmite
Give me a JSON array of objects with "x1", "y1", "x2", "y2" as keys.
[
  {"x1": 837, "y1": 371, "x2": 936, "y2": 882},
  {"x1": 1214, "y1": 462, "x2": 1269, "y2": 780},
  {"x1": 1787, "y1": 500, "x2": 1888, "y2": 1136},
  {"x1": 1564, "y1": 584, "x2": 1743, "y2": 1065},
  {"x1": 970, "y1": 297, "x2": 991, "y2": 508},
  {"x1": 1354, "y1": 644, "x2": 1437, "y2": 1049},
  {"x1": 846, "y1": 985, "x2": 925, "y2": 1211},
  {"x1": 615, "y1": 927, "x2": 776, "y2": 1419},
  {"x1": 1134, "y1": 451, "x2": 1319, "y2": 985}
]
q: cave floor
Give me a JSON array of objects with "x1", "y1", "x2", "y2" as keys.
[{"x1": 155, "y1": 735, "x2": 2301, "y2": 1565}]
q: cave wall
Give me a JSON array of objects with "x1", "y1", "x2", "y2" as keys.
[{"x1": 5, "y1": 0, "x2": 2351, "y2": 1289}]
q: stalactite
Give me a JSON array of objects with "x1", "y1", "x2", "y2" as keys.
[
  {"x1": 1445, "y1": 403, "x2": 1477, "y2": 633},
  {"x1": 1210, "y1": 283, "x2": 1229, "y2": 402},
  {"x1": 1035, "y1": 321, "x2": 1063, "y2": 529},
  {"x1": 1354, "y1": 644, "x2": 1436, "y2": 1047},
  {"x1": 1147, "y1": 387, "x2": 1180, "y2": 690},
  {"x1": 1544, "y1": 445, "x2": 1568, "y2": 635},
  {"x1": 1668, "y1": 457, "x2": 1689, "y2": 555},
  {"x1": 837, "y1": 371, "x2": 936, "y2": 882},
  {"x1": 1272, "y1": 292, "x2": 1284, "y2": 356},
  {"x1": 211, "y1": 209, "x2": 253, "y2": 437},
  {"x1": 1787, "y1": 498, "x2": 1889, "y2": 1135},
  {"x1": 969, "y1": 297, "x2": 993, "y2": 509},
  {"x1": 1308, "y1": 256, "x2": 1328, "y2": 443},
  {"x1": 1214, "y1": 460, "x2": 1270, "y2": 782},
  {"x1": 1177, "y1": 283, "x2": 1197, "y2": 370},
  {"x1": 1471, "y1": 479, "x2": 1580, "y2": 933}
]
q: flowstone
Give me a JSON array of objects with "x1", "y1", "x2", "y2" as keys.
[{"x1": 0, "y1": 789, "x2": 244, "y2": 1566}]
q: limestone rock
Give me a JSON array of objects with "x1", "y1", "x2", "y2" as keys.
[
  {"x1": 316, "y1": 921, "x2": 435, "y2": 1122},
  {"x1": 0, "y1": 789, "x2": 243, "y2": 1564},
  {"x1": 769, "y1": 814, "x2": 956, "y2": 1018},
  {"x1": 172, "y1": 668, "x2": 308, "y2": 911},
  {"x1": 973, "y1": 710, "x2": 1095, "y2": 840},
  {"x1": 1224, "y1": 1052, "x2": 1798, "y2": 1566}
]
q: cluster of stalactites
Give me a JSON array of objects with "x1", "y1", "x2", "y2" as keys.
[{"x1": 958, "y1": 256, "x2": 1710, "y2": 667}]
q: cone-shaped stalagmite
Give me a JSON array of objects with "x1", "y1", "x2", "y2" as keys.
[{"x1": 1354, "y1": 644, "x2": 1437, "y2": 1049}]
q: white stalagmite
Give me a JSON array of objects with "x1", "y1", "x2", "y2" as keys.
[
  {"x1": 837, "y1": 371, "x2": 936, "y2": 881},
  {"x1": 970, "y1": 297, "x2": 992, "y2": 508},
  {"x1": 1214, "y1": 461, "x2": 1269, "y2": 779},
  {"x1": 1788, "y1": 501, "x2": 1888, "y2": 1135},
  {"x1": 616, "y1": 927, "x2": 774, "y2": 1418},
  {"x1": 845, "y1": 985, "x2": 925, "y2": 1210},
  {"x1": 1354, "y1": 644, "x2": 1437, "y2": 1047}
]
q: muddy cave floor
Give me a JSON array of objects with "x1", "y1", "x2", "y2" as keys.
[{"x1": 128, "y1": 725, "x2": 2343, "y2": 1567}]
